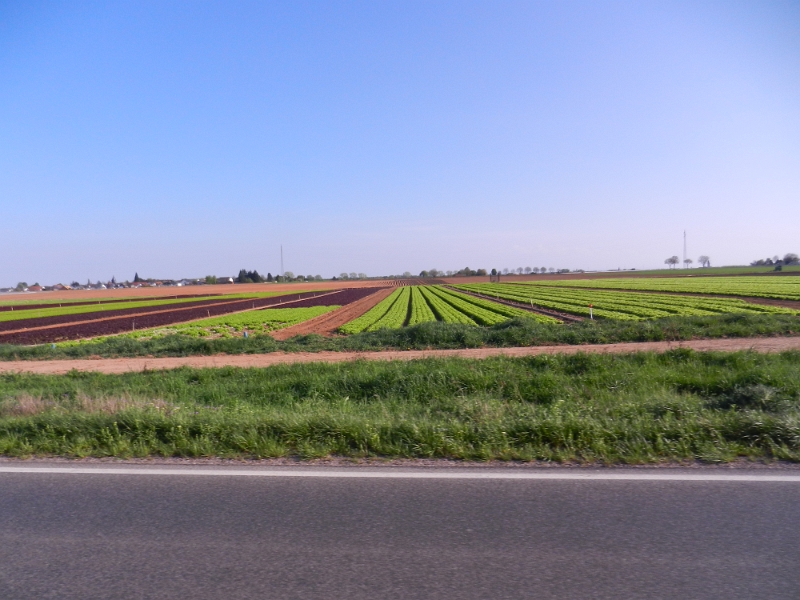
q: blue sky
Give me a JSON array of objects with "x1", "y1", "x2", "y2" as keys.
[{"x1": 1, "y1": 0, "x2": 798, "y2": 285}]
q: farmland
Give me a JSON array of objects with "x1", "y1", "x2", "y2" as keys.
[
  {"x1": 0, "y1": 276, "x2": 799, "y2": 354},
  {"x1": 457, "y1": 283, "x2": 798, "y2": 321},
  {"x1": 516, "y1": 275, "x2": 800, "y2": 301},
  {"x1": 125, "y1": 306, "x2": 340, "y2": 339},
  {"x1": 338, "y1": 285, "x2": 557, "y2": 333},
  {"x1": 0, "y1": 295, "x2": 233, "y2": 323},
  {"x1": 0, "y1": 288, "x2": 382, "y2": 345}
]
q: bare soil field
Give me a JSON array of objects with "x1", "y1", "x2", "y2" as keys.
[
  {"x1": 272, "y1": 288, "x2": 396, "y2": 339},
  {"x1": 2, "y1": 336, "x2": 798, "y2": 375}
]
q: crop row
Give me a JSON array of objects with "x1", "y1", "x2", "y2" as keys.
[
  {"x1": 521, "y1": 276, "x2": 800, "y2": 301},
  {"x1": 339, "y1": 288, "x2": 408, "y2": 334},
  {"x1": 433, "y1": 287, "x2": 560, "y2": 324},
  {"x1": 338, "y1": 286, "x2": 558, "y2": 333},
  {"x1": 0, "y1": 296, "x2": 232, "y2": 324},
  {"x1": 407, "y1": 286, "x2": 437, "y2": 325},
  {"x1": 419, "y1": 287, "x2": 476, "y2": 325},
  {"x1": 458, "y1": 283, "x2": 797, "y2": 320},
  {"x1": 127, "y1": 306, "x2": 340, "y2": 339}
]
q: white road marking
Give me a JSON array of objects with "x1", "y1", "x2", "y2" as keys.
[{"x1": 1, "y1": 466, "x2": 799, "y2": 481}]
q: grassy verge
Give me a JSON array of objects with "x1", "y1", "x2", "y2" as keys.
[
  {"x1": 1, "y1": 313, "x2": 799, "y2": 360},
  {"x1": 1, "y1": 350, "x2": 799, "y2": 462}
]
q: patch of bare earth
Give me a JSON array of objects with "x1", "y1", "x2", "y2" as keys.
[
  {"x1": 271, "y1": 288, "x2": 396, "y2": 339},
  {"x1": 2, "y1": 336, "x2": 800, "y2": 375}
]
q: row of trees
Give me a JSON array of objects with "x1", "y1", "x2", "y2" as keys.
[
  {"x1": 392, "y1": 267, "x2": 572, "y2": 278},
  {"x1": 664, "y1": 256, "x2": 711, "y2": 269},
  {"x1": 664, "y1": 253, "x2": 799, "y2": 269},
  {"x1": 231, "y1": 270, "x2": 324, "y2": 283},
  {"x1": 751, "y1": 254, "x2": 799, "y2": 267}
]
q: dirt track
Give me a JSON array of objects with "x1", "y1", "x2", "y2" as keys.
[
  {"x1": 271, "y1": 288, "x2": 396, "y2": 339},
  {"x1": 1, "y1": 336, "x2": 799, "y2": 375}
]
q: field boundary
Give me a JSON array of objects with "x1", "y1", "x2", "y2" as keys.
[
  {"x1": 0, "y1": 291, "x2": 342, "y2": 339},
  {"x1": 524, "y1": 284, "x2": 800, "y2": 310},
  {"x1": 271, "y1": 288, "x2": 396, "y2": 339},
  {"x1": 1, "y1": 336, "x2": 799, "y2": 374},
  {"x1": 446, "y1": 286, "x2": 583, "y2": 322},
  {"x1": 1, "y1": 466, "x2": 799, "y2": 481}
]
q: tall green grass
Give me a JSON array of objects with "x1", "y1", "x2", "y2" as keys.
[{"x1": 1, "y1": 350, "x2": 799, "y2": 462}]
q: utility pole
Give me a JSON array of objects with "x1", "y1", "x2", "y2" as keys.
[
  {"x1": 280, "y1": 245, "x2": 284, "y2": 277},
  {"x1": 683, "y1": 231, "x2": 687, "y2": 269}
]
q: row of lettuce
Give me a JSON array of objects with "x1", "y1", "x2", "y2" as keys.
[
  {"x1": 337, "y1": 283, "x2": 797, "y2": 333},
  {"x1": 339, "y1": 287, "x2": 559, "y2": 333},
  {"x1": 519, "y1": 275, "x2": 800, "y2": 301},
  {"x1": 0, "y1": 292, "x2": 289, "y2": 323},
  {"x1": 456, "y1": 283, "x2": 795, "y2": 321}
]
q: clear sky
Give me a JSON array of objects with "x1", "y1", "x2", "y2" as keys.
[{"x1": 1, "y1": 0, "x2": 798, "y2": 285}]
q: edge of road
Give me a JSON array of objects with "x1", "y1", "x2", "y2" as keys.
[{"x1": 2, "y1": 463, "x2": 800, "y2": 481}]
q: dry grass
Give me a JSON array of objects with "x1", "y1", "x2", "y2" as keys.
[{"x1": 0, "y1": 393, "x2": 176, "y2": 417}]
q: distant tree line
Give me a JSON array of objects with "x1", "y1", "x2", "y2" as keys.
[{"x1": 751, "y1": 254, "x2": 798, "y2": 267}]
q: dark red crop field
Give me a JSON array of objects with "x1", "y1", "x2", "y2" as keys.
[
  {"x1": 0, "y1": 298, "x2": 246, "y2": 333},
  {"x1": 0, "y1": 288, "x2": 384, "y2": 344},
  {"x1": 0, "y1": 294, "x2": 219, "y2": 312}
]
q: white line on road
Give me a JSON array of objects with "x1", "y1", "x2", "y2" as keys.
[{"x1": 1, "y1": 466, "x2": 800, "y2": 481}]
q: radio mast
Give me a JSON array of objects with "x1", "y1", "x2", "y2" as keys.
[
  {"x1": 280, "y1": 245, "x2": 284, "y2": 277},
  {"x1": 683, "y1": 231, "x2": 687, "y2": 268}
]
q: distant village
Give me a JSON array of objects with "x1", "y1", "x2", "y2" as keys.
[{"x1": 1, "y1": 269, "x2": 326, "y2": 294}]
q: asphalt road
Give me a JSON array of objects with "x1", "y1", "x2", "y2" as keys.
[{"x1": 1, "y1": 466, "x2": 799, "y2": 599}]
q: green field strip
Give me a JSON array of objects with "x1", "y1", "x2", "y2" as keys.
[
  {"x1": 0, "y1": 290, "x2": 300, "y2": 309},
  {"x1": 338, "y1": 288, "x2": 406, "y2": 334},
  {"x1": 514, "y1": 276, "x2": 800, "y2": 301},
  {"x1": 418, "y1": 287, "x2": 477, "y2": 325},
  {"x1": 436, "y1": 286, "x2": 560, "y2": 324},
  {"x1": 365, "y1": 287, "x2": 411, "y2": 331},
  {"x1": 0, "y1": 291, "x2": 311, "y2": 323},
  {"x1": 425, "y1": 287, "x2": 509, "y2": 326},
  {"x1": 407, "y1": 287, "x2": 438, "y2": 326},
  {"x1": 123, "y1": 306, "x2": 340, "y2": 339},
  {"x1": 506, "y1": 284, "x2": 796, "y2": 316},
  {"x1": 459, "y1": 283, "x2": 798, "y2": 321},
  {"x1": 0, "y1": 296, "x2": 227, "y2": 323}
]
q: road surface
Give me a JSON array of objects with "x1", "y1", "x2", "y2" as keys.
[{"x1": 1, "y1": 465, "x2": 799, "y2": 599}]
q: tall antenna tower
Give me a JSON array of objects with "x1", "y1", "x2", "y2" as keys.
[
  {"x1": 683, "y1": 231, "x2": 687, "y2": 268},
  {"x1": 280, "y1": 245, "x2": 284, "y2": 277}
]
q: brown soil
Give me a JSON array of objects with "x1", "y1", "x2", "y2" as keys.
[
  {"x1": 3, "y1": 336, "x2": 799, "y2": 375},
  {"x1": 2, "y1": 280, "x2": 393, "y2": 302},
  {"x1": 271, "y1": 288, "x2": 396, "y2": 339}
]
